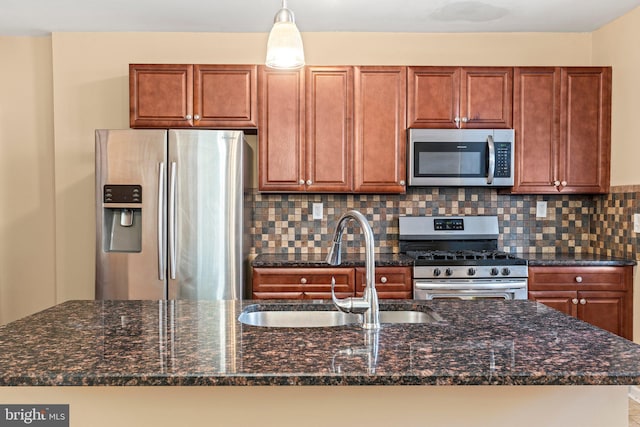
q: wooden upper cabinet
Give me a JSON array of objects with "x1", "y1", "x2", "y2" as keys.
[
  {"x1": 193, "y1": 65, "x2": 257, "y2": 128},
  {"x1": 408, "y1": 66, "x2": 512, "y2": 129},
  {"x1": 130, "y1": 64, "x2": 193, "y2": 128},
  {"x1": 560, "y1": 67, "x2": 611, "y2": 194},
  {"x1": 129, "y1": 64, "x2": 257, "y2": 128},
  {"x1": 510, "y1": 67, "x2": 611, "y2": 194},
  {"x1": 258, "y1": 66, "x2": 305, "y2": 191},
  {"x1": 511, "y1": 67, "x2": 561, "y2": 193},
  {"x1": 305, "y1": 67, "x2": 353, "y2": 192},
  {"x1": 354, "y1": 66, "x2": 407, "y2": 193}
]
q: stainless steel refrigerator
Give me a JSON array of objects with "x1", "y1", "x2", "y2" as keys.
[{"x1": 95, "y1": 129, "x2": 249, "y2": 300}]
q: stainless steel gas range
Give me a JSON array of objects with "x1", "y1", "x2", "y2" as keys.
[{"x1": 399, "y1": 215, "x2": 528, "y2": 300}]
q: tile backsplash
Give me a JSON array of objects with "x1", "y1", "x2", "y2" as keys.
[{"x1": 246, "y1": 186, "x2": 636, "y2": 257}]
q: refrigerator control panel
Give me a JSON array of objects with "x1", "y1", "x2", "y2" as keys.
[{"x1": 104, "y1": 185, "x2": 142, "y2": 203}]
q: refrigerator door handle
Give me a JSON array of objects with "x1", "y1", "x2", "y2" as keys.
[
  {"x1": 158, "y1": 162, "x2": 166, "y2": 281},
  {"x1": 168, "y1": 161, "x2": 177, "y2": 280}
]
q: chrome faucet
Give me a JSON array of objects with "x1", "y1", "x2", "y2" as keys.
[{"x1": 327, "y1": 210, "x2": 379, "y2": 330}]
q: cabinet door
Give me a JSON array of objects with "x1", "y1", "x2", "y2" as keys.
[
  {"x1": 305, "y1": 67, "x2": 353, "y2": 192},
  {"x1": 559, "y1": 67, "x2": 611, "y2": 193},
  {"x1": 252, "y1": 267, "x2": 354, "y2": 300},
  {"x1": 258, "y1": 67, "x2": 306, "y2": 191},
  {"x1": 355, "y1": 266, "x2": 412, "y2": 299},
  {"x1": 194, "y1": 65, "x2": 257, "y2": 128},
  {"x1": 511, "y1": 67, "x2": 561, "y2": 194},
  {"x1": 407, "y1": 67, "x2": 460, "y2": 129},
  {"x1": 129, "y1": 64, "x2": 193, "y2": 128},
  {"x1": 460, "y1": 67, "x2": 513, "y2": 129},
  {"x1": 528, "y1": 290, "x2": 577, "y2": 317},
  {"x1": 353, "y1": 66, "x2": 407, "y2": 193},
  {"x1": 578, "y1": 291, "x2": 631, "y2": 339}
]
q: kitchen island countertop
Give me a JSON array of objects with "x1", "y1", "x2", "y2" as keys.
[{"x1": 1, "y1": 299, "x2": 640, "y2": 387}]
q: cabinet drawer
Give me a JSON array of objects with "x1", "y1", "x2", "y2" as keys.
[
  {"x1": 528, "y1": 266, "x2": 630, "y2": 291},
  {"x1": 252, "y1": 267, "x2": 355, "y2": 299},
  {"x1": 355, "y1": 266, "x2": 412, "y2": 299}
]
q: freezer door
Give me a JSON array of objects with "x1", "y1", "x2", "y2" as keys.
[
  {"x1": 95, "y1": 129, "x2": 168, "y2": 299},
  {"x1": 167, "y1": 130, "x2": 244, "y2": 300}
]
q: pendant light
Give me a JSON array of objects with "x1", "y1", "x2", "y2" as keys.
[{"x1": 266, "y1": 0, "x2": 305, "y2": 69}]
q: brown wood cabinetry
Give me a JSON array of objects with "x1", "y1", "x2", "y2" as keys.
[
  {"x1": 355, "y1": 266, "x2": 412, "y2": 299},
  {"x1": 258, "y1": 66, "x2": 406, "y2": 193},
  {"x1": 252, "y1": 266, "x2": 412, "y2": 300},
  {"x1": 510, "y1": 67, "x2": 611, "y2": 194},
  {"x1": 354, "y1": 66, "x2": 407, "y2": 193},
  {"x1": 528, "y1": 265, "x2": 632, "y2": 340},
  {"x1": 129, "y1": 64, "x2": 257, "y2": 129},
  {"x1": 407, "y1": 67, "x2": 512, "y2": 129}
]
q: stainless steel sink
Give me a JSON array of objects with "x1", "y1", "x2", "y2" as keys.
[{"x1": 238, "y1": 305, "x2": 442, "y2": 328}]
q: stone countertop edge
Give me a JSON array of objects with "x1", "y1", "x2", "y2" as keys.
[
  {"x1": 252, "y1": 253, "x2": 415, "y2": 268},
  {"x1": 2, "y1": 299, "x2": 640, "y2": 387},
  {"x1": 521, "y1": 253, "x2": 637, "y2": 267}
]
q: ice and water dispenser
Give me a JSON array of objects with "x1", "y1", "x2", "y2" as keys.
[{"x1": 101, "y1": 184, "x2": 142, "y2": 252}]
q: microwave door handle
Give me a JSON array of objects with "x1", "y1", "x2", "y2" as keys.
[{"x1": 486, "y1": 135, "x2": 495, "y2": 184}]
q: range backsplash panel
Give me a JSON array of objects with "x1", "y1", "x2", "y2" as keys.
[{"x1": 247, "y1": 187, "x2": 599, "y2": 256}]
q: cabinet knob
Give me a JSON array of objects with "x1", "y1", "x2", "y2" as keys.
[
  {"x1": 185, "y1": 114, "x2": 192, "y2": 120},
  {"x1": 553, "y1": 180, "x2": 561, "y2": 187},
  {"x1": 299, "y1": 179, "x2": 305, "y2": 185},
  {"x1": 306, "y1": 180, "x2": 312, "y2": 185},
  {"x1": 561, "y1": 181, "x2": 567, "y2": 187},
  {"x1": 194, "y1": 114, "x2": 200, "y2": 120},
  {"x1": 579, "y1": 298, "x2": 587, "y2": 305},
  {"x1": 300, "y1": 277, "x2": 307, "y2": 284},
  {"x1": 380, "y1": 276, "x2": 388, "y2": 284},
  {"x1": 572, "y1": 298, "x2": 579, "y2": 305},
  {"x1": 399, "y1": 180, "x2": 405, "y2": 186},
  {"x1": 575, "y1": 276, "x2": 583, "y2": 283},
  {"x1": 461, "y1": 117, "x2": 469, "y2": 123}
]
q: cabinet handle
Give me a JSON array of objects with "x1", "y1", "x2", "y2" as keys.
[
  {"x1": 561, "y1": 181, "x2": 567, "y2": 186},
  {"x1": 380, "y1": 276, "x2": 388, "y2": 284},
  {"x1": 579, "y1": 298, "x2": 587, "y2": 305},
  {"x1": 399, "y1": 180, "x2": 405, "y2": 186},
  {"x1": 454, "y1": 117, "x2": 461, "y2": 129},
  {"x1": 185, "y1": 114, "x2": 192, "y2": 120},
  {"x1": 194, "y1": 114, "x2": 200, "y2": 120},
  {"x1": 300, "y1": 277, "x2": 307, "y2": 284},
  {"x1": 553, "y1": 180, "x2": 561, "y2": 187},
  {"x1": 298, "y1": 179, "x2": 305, "y2": 185},
  {"x1": 461, "y1": 117, "x2": 469, "y2": 123},
  {"x1": 306, "y1": 180, "x2": 312, "y2": 185},
  {"x1": 572, "y1": 298, "x2": 579, "y2": 305},
  {"x1": 575, "y1": 276, "x2": 583, "y2": 283}
]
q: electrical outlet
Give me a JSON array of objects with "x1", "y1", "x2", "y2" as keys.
[
  {"x1": 536, "y1": 201, "x2": 547, "y2": 218},
  {"x1": 312, "y1": 203, "x2": 323, "y2": 220},
  {"x1": 634, "y1": 214, "x2": 640, "y2": 233}
]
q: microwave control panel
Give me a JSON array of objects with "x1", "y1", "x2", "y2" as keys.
[{"x1": 494, "y1": 142, "x2": 511, "y2": 178}]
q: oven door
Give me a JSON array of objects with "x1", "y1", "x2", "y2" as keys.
[{"x1": 414, "y1": 279, "x2": 528, "y2": 300}]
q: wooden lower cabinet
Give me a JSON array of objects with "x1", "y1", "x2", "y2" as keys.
[
  {"x1": 355, "y1": 266, "x2": 412, "y2": 299},
  {"x1": 528, "y1": 266, "x2": 633, "y2": 340},
  {"x1": 252, "y1": 266, "x2": 412, "y2": 300}
]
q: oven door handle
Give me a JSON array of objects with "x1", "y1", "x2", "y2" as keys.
[{"x1": 414, "y1": 282, "x2": 527, "y2": 291}]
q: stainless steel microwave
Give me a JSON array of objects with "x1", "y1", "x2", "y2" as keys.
[{"x1": 408, "y1": 129, "x2": 515, "y2": 187}]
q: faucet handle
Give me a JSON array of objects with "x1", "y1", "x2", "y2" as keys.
[{"x1": 331, "y1": 277, "x2": 369, "y2": 314}]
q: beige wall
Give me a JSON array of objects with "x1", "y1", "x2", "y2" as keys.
[
  {"x1": 593, "y1": 7, "x2": 640, "y2": 187},
  {"x1": 0, "y1": 37, "x2": 56, "y2": 324}
]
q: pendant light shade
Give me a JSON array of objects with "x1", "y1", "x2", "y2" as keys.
[{"x1": 266, "y1": 0, "x2": 305, "y2": 69}]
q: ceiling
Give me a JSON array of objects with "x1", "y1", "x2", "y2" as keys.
[{"x1": 1, "y1": 0, "x2": 639, "y2": 36}]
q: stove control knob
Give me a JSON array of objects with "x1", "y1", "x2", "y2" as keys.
[
  {"x1": 445, "y1": 268, "x2": 453, "y2": 277},
  {"x1": 490, "y1": 268, "x2": 500, "y2": 276},
  {"x1": 501, "y1": 268, "x2": 511, "y2": 276},
  {"x1": 433, "y1": 268, "x2": 441, "y2": 277},
  {"x1": 467, "y1": 268, "x2": 476, "y2": 276}
]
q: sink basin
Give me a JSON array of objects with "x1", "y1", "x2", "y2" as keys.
[{"x1": 238, "y1": 305, "x2": 442, "y2": 328}]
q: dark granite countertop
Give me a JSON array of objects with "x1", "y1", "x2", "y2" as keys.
[
  {"x1": 2, "y1": 299, "x2": 640, "y2": 387},
  {"x1": 252, "y1": 253, "x2": 414, "y2": 268},
  {"x1": 520, "y1": 253, "x2": 637, "y2": 267}
]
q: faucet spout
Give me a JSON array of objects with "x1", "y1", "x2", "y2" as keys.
[{"x1": 327, "y1": 210, "x2": 379, "y2": 329}]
